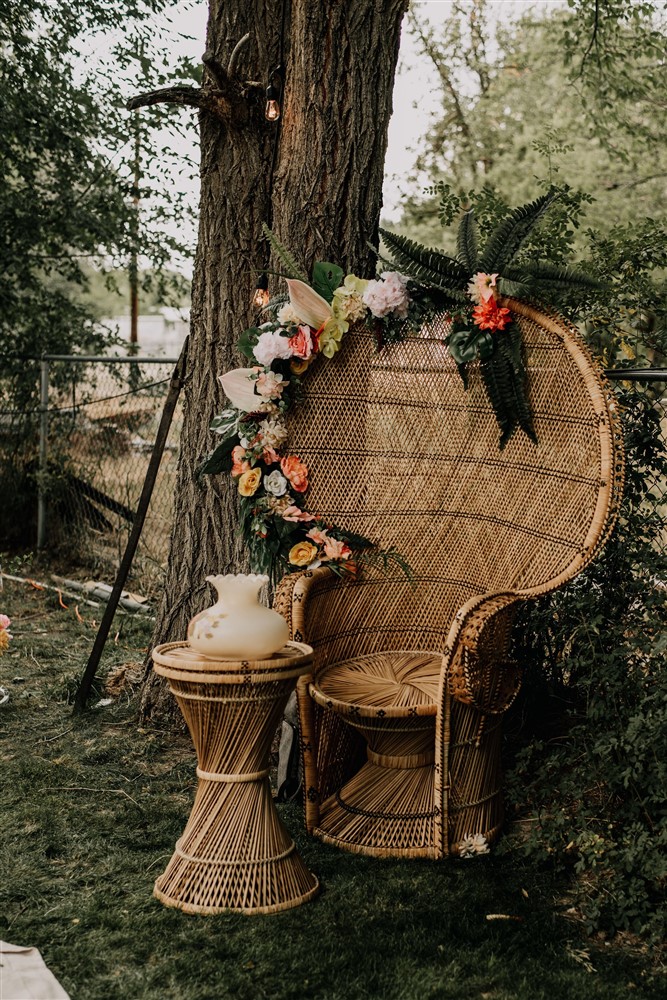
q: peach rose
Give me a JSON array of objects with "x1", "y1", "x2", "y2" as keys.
[
  {"x1": 288, "y1": 324, "x2": 314, "y2": 360},
  {"x1": 262, "y1": 446, "x2": 281, "y2": 465},
  {"x1": 288, "y1": 540, "x2": 319, "y2": 566},
  {"x1": 238, "y1": 468, "x2": 262, "y2": 496},
  {"x1": 323, "y1": 536, "x2": 352, "y2": 561},
  {"x1": 281, "y1": 455, "x2": 309, "y2": 493},
  {"x1": 231, "y1": 445, "x2": 250, "y2": 478}
]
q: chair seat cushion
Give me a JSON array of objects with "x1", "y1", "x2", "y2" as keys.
[{"x1": 310, "y1": 650, "x2": 440, "y2": 718}]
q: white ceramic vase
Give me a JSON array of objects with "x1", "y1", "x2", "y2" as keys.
[{"x1": 187, "y1": 574, "x2": 289, "y2": 661}]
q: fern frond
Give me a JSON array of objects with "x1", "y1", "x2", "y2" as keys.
[
  {"x1": 379, "y1": 228, "x2": 468, "y2": 284},
  {"x1": 480, "y1": 356, "x2": 515, "y2": 449},
  {"x1": 261, "y1": 223, "x2": 308, "y2": 283},
  {"x1": 456, "y1": 209, "x2": 478, "y2": 271},
  {"x1": 497, "y1": 275, "x2": 532, "y2": 299},
  {"x1": 477, "y1": 189, "x2": 557, "y2": 274},
  {"x1": 517, "y1": 261, "x2": 603, "y2": 290}
]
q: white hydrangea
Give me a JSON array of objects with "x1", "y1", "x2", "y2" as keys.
[{"x1": 253, "y1": 330, "x2": 293, "y2": 367}]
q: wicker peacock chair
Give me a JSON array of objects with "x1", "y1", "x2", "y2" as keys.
[{"x1": 274, "y1": 299, "x2": 624, "y2": 858}]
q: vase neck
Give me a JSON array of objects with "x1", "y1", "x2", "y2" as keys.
[{"x1": 209, "y1": 575, "x2": 264, "y2": 609}]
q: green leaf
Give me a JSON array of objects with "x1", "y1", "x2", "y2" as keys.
[
  {"x1": 448, "y1": 329, "x2": 478, "y2": 364},
  {"x1": 237, "y1": 326, "x2": 262, "y2": 360},
  {"x1": 199, "y1": 436, "x2": 237, "y2": 476},
  {"x1": 478, "y1": 189, "x2": 558, "y2": 274},
  {"x1": 456, "y1": 209, "x2": 479, "y2": 272},
  {"x1": 312, "y1": 261, "x2": 344, "y2": 303}
]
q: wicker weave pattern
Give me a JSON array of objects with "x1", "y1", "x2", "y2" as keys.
[
  {"x1": 152, "y1": 642, "x2": 319, "y2": 913},
  {"x1": 275, "y1": 302, "x2": 624, "y2": 857}
]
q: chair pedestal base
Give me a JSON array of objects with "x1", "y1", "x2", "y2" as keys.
[{"x1": 314, "y1": 716, "x2": 437, "y2": 858}]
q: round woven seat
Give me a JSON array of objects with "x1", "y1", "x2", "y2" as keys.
[{"x1": 310, "y1": 650, "x2": 440, "y2": 718}]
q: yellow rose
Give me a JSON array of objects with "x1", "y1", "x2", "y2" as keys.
[
  {"x1": 290, "y1": 357, "x2": 312, "y2": 375},
  {"x1": 238, "y1": 468, "x2": 262, "y2": 497},
  {"x1": 288, "y1": 540, "x2": 318, "y2": 566}
]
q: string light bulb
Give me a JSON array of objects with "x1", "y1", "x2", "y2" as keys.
[
  {"x1": 265, "y1": 66, "x2": 283, "y2": 122},
  {"x1": 253, "y1": 273, "x2": 269, "y2": 309}
]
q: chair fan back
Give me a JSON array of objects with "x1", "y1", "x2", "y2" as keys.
[{"x1": 286, "y1": 302, "x2": 622, "y2": 657}]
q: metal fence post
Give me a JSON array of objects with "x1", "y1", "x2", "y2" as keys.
[{"x1": 37, "y1": 358, "x2": 49, "y2": 549}]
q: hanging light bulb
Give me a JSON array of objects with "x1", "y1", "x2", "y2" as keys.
[
  {"x1": 264, "y1": 66, "x2": 283, "y2": 122},
  {"x1": 265, "y1": 83, "x2": 280, "y2": 122},
  {"x1": 253, "y1": 273, "x2": 270, "y2": 309}
]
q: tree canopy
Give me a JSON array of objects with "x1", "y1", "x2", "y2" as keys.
[
  {"x1": 396, "y1": 0, "x2": 667, "y2": 247},
  {"x1": 0, "y1": 0, "x2": 197, "y2": 411}
]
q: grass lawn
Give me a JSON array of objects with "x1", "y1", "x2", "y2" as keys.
[{"x1": 0, "y1": 578, "x2": 662, "y2": 1000}]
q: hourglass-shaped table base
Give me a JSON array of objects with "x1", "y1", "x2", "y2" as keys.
[{"x1": 152, "y1": 641, "x2": 319, "y2": 915}]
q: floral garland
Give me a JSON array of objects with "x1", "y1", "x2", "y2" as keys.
[
  {"x1": 201, "y1": 264, "x2": 419, "y2": 583},
  {"x1": 203, "y1": 193, "x2": 598, "y2": 578}
]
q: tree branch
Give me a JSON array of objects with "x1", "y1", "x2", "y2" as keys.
[
  {"x1": 127, "y1": 84, "x2": 249, "y2": 126},
  {"x1": 227, "y1": 32, "x2": 250, "y2": 78},
  {"x1": 579, "y1": 0, "x2": 601, "y2": 76},
  {"x1": 127, "y1": 35, "x2": 258, "y2": 127}
]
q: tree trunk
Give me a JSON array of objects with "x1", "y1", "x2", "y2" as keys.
[{"x1": 140, "y1": 0, "x2": 408, "y2": 721}]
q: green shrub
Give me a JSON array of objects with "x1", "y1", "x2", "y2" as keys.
[{"x1": 504, "y1": 387, "x2": 667, "y2": 942}]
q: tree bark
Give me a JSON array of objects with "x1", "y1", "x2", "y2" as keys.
[{"x1": 140, "y1": 0, "x2": 408, "y2": 722}]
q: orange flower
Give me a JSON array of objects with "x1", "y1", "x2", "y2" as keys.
[
  {"x1": 472, "y1": 297, "x2": 512, "y2": 332},
  {"x1": 262, "y1": 446, "x2": 281, "y2": 465},
  {"x1": 231, "y1": 445, "x2": 250, "y2": 478},
  {"x1": 280, "y1": 455, "x2": 309, "y2": 493}
]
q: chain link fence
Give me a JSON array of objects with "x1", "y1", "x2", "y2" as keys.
[{"x1": 31, "y1": 355, "x2": 181, "y2": 596}]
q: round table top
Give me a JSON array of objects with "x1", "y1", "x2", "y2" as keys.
[{"x1": 152, "y1": 640, "x2": 314, "y2": 684}]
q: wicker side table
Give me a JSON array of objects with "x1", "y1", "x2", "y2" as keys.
[{"x1": 151, "y1": 640, "x2": 319, "y2": 915}]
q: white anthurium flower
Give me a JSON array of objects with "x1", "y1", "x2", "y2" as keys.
[
  {"x1": 218, "y1": 368, "x2": 259, "y2": 412},
  {"x1": 285, "y1": 278, "x2": 333, "y2": 330}
]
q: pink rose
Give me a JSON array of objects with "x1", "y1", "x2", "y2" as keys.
[{"x1": 288, "y1": 325, "x2": 314, "y2": 360}]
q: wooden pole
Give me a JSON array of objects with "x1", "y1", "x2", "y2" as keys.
[
  {"x1": 72, "y1": 338, "x2": 189, "y2": 713},
  {"x1": 129, "y1": 114, "x2": 140, "y2": 350}
]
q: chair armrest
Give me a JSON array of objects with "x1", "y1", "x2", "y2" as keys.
[
  {"x1": 273, "y1": 566, "x2": 340, "y2": 645},
  {"x1": 443, "y1": 591, "x2": 525, "y2": 714}
]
